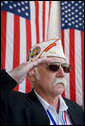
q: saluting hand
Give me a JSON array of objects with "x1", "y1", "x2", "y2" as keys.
[{"x1": 9, "y1": 57, "x2": 51, "y2": 84}]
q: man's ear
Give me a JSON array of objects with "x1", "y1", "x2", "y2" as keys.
[{"x1": 27, "y1": 69, "x2": 36, "y2": 82}]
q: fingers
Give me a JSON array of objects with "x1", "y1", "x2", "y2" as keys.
[{"x1": 27, "y1": 57, "x2": 52, "y2": 70}]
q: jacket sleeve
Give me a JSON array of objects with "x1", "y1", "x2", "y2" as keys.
[
  {"x1": 1, "y1": 69, "x2": 17, "y2": 125},
  {"x1": 1, "y1": 69, "x2": 17, "y2": 95}
]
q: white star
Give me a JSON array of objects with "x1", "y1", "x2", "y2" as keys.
[
  {"x1": 75, "y1": 3, "x2": 78, "y2": 6},
  {"x1": 75, "y1": 9, "x2": 78, "y2": 12},
  {"x1": 68, "y1": 23, "x2": 71, "y2": 26},
  {"x1": 65, "y1": 20, "x2": 68, "y2": 23},
  {"x1": 65, "y1": 15, "x2": 68, "y2": 18},
  {"x1": 62, "y1": 24, "x2": 65, "y2": 27},
  {"x1": 21, "y1": 2, "x2": 25, "y2": 5},
  {"x1": 79, "y1": 6, "x2": 82, "y2": 9},
  {"x1": 25, "y1": 12, "x2": 29, "y2": 16},
  {"x1": 17, "y1": 3, "x2": 21, "y2": 6},
  {"x1": 25, "y1": 6, "x2": 29, "y2": 9},
  {"x1": 72, "y1": 6, "x2": 75, "y2": 10},
  {"x1": 1, "y1": 2, "x2": 3, "y2": 6},
  {"x1": 68, "y1": 4, "x2": 71, "y2": 7},
  {"x1": 17, "y1": 9, "x2": 21, "y2": 13},
  {"x1": 9, "y1": 6, "x2": 13, "y2": 9},
  {"x1": 79, "y1": 12, "x2": 82, "y2": 15},
  {"x1": 72, "y1": 21, "x2": 75, "y2": 24},
  {"x1": 79, "y1": 1, "x2": 82, "y2": 3},
  {"x1": 62, "y1": 18, "x2": 65, "y2": 21},
  {"x1": 79, "y1": 23, "x2": 82, "y2": 26},
  {"x1": 75, "y1": 20, "x2": 78, "y2": 23},
  {"x1": 25, "y1": 1, "x2": 28, "y2": 3},
  {"x1": 71, "y1": 1, "x2": 75, "y2": 4},
  {"x1": 4, "y1": 1, "x2": 8, "y2": 4},
  {"x1": 22, "y1": 8, "x2": 25, "y2": 11},
  {"x1": 13, "y1": 4, "x2": 17, "y2": 7},
  {"x1": 76, "y1": 25, "x2": 78, "y2": 28},
  {"x1": 79, "y1": 18, "x2": 82, "y2": 21}
]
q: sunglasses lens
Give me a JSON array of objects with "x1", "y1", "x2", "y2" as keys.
[
  {"x1": 48, "y1": 64, "x2": 59, "y2": 72},
  {"x1": 48, "y1": 63, "x2": 71, "y2": 73},
  {"x1": 62, "y1": 64, "x2": 71, "y2": 73}
]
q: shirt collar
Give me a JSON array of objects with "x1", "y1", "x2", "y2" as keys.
[{"x1": 34, "y1": 90, "x2": 68, "y2": 113}]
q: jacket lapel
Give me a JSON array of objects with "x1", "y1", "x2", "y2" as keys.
[
  {"x1": 64, "y1": 98, "x2": 84, "y2": 125},
  {"x1": 25, "y1": 89, "x2": 50, "y2": 125}
]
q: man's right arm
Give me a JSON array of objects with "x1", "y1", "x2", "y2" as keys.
[
  {"x1": 1, "y1": 57, "x2": 50, "y2": 96},
  {"x1": 1, "y1": 69, "x2": 17, "y2": 97}
]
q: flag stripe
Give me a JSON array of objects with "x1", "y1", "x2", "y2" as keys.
[
  {"x1": 30, "y1": 1, "x2": 37, "y2": 46},
  {"x1": 13, "y1": 15, "x2": 20, "y2": 69},
  {"x1": 35, "y1": 1, "x2": 40, "y2": 44},
  {"x1": 61, "y1": 30, "x2": 65, "y2": 97},
  {"x1": 39, "y1": 1, "x2": 43, "y2": 42},
  {"x1": 5, "y1": 12, "x2": 14, "y2": 71},
  {"x1": 43, "y1": 1, "x2": 45, "y2": 41},
  {"x1": 75, "y1": 30, "x2": 83, "y2": 105},
  {"x1": 64, "y1": 29, "x2": 70, "y2": 100},
  {"x1": 45, "y1": 1, "x2": 49, "y2": 41},
  {"x1": 26, "y1": 19, "x2": 32, "y2": 93},
  {"x1": 69, "y1": 29, "x2": 76, "y2": 102},
  {"x1": 1, "y1": 11, "x2": 7, "y2": 70},
  {"x1": 13, "y1": 15, "x2": 20, "y2": 91},
  {"x1": 19, "y1": 17, "x2": 26, "y2": 93},
  {"x1": 81, "y1": 31, "x2": 84, "y2": 104},
  {"x1": 47, "y1": 1, "x2": 51, "y2": 39}
]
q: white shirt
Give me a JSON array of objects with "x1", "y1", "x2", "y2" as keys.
[{"x1": 34, "y1": 90, "x2": 73, "y2": 125}]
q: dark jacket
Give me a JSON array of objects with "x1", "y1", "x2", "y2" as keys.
[{"x1": 1, "y1": 70, "x2": 84, "y2": 125}]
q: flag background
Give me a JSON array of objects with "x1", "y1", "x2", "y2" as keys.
[{"x1": 1, "y1": 1, "x2": 84, "y2": 105}]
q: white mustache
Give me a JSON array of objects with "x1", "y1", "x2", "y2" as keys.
[{"x1": 52, "y1": 78, "x2": 67, "y2": 87}]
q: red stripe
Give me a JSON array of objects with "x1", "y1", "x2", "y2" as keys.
[
  {"x1": 61, "y1": 30, "x2": 65, "y2": 97},
  {"x1": 26, "y1": 20, "x2": 32, "y2": 93},
  {"x1": 1, "y1": 11, "x2": 7, "y2": 70},
  {"x1": 13, "y1": 15, "x2": 20, "y2": 91},
  {"x1": 43, "y1": 1, "x2": 45, "y2": 41},
  {"x1": 64, "y1": 112, "x2": 67, "y2": 125},
  {"x1": 47, "y1": 1, "x2": 51, "y2": 39},
  {"x1": 81, "y1": 31, "x2": 84, "y2": 104},
  {"x1": 69, "y1": 29, "x2": 76, "y2": 102},
  {"x1": 35, "y1": 1, "x2": 40, "y2": 44}
]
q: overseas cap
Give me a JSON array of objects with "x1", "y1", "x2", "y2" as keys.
[{"x1": 27, "y1": 38, "x2": 65, "y2": 61}]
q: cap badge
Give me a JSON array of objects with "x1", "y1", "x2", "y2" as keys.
[{"x1": 31, "y1": 46, "x2": 41, "y2": 58}]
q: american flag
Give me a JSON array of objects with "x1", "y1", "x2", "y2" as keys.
[{"x1": 1, "y1": 1, "x2": 84, "y2": 105}]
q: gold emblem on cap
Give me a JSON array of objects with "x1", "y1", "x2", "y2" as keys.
[{"x1": 49, "y1": 51, "x2": 56, "y2": 54}]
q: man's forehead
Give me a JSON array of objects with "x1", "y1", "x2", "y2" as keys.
[{"x1": 47, "y1": 56, "x2": 66, "y2": 63}]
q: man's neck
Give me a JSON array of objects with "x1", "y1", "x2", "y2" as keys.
[{"x1": 34, "y1": 89, "x2": 60, "y2": 114}]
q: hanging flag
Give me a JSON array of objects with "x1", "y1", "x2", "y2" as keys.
[
  {"x1": 61, "y1": 1, "x2": 84, "y2": 105},
  {"x1": 1, "y1": 1, "x2": 84, "y2": 105},
  {"x1": 1, "y1": 1, "x2": 52, "y2": 93}
]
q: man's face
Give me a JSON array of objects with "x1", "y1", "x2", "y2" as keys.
[{"x1": 33, "y1": 57, "x2": 67, "y2": 97}]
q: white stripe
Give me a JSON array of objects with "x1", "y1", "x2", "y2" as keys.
[
  {"x1": 19, "y1": 17, "x2": 26, "y2": 93},
  {"x1": 45, "y1": 1, "x2": 49, "y2": 41},
  {"x1": 75, "y1": 30, "x2": 83, "y2": 105},
  {"x1": 30, "y1": 1, "x2": 37, "y2": 47},
  {"x1": 5, "y1": 12, "x2": 14, "y2": 71},
  {"x1": 39, "y1": 1, "x2": 43, "y2": 42},
  {"x1": 64, "y1": 29, "x2": 70, "y2": 100}
]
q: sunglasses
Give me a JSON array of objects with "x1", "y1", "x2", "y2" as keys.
[{"x1": 47, "y1": 62, "x2": 71, "y2": 73}]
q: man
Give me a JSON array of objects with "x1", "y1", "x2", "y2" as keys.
[{"x1": 1, "y1": 38, "x2": 84, "y2": 125}]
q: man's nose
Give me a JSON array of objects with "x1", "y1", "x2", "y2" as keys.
[{"x1": 56, "y1": 66, "x2": 66, "y2": 77}]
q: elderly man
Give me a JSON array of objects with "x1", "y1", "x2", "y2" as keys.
[{"x1": 1, "y1": 38, "x2": 84, "y2": 125}]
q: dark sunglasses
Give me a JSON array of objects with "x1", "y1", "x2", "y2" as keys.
[{"x1": 47, "y1": 62, "x2": 71, "y2": 73}]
